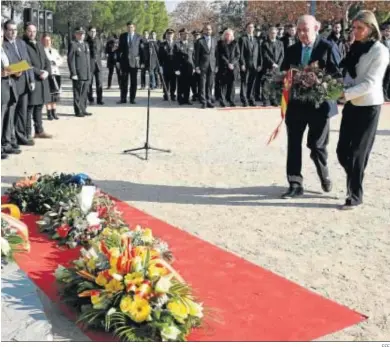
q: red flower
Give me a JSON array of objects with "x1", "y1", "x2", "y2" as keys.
[
  {"x1": 96, "y1": 206, "x2": 108, "y2": 218},
  {"x1": 56, "y1": 224, "x2": 71, "y2": 238}
]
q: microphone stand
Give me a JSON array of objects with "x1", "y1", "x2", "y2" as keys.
[{"x1": 123, "y1": 40, "x2": 171, "y2": 160}]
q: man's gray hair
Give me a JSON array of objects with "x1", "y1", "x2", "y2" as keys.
[{"x1": 224, "y1": 28, "x2": 234, "y2": 39}]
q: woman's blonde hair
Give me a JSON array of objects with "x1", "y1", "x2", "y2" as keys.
[
  {"x1": 353, "y1": 10, "x2": 381, "y2": 41},
  {"x1": 223, "y1": 28, "x2": 234, "y2": 40}
]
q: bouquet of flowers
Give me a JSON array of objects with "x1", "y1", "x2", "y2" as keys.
[
  {"x1": 1, "y1": 217, "x2": 29, "y2": 263},
  {"x1": 6, "y1": 173, "x2": 92, "y2": 214},
  {"x1": 266, "y1": 62, "x2": 344, "y2": 108},
  {"x1": 55, "y1": 232, "x2": 203, "y2": 341}
]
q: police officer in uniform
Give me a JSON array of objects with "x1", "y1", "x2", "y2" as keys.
[
  {"x1": 191, "y1": 30, "x2": 201, "y2": 101},
  {"x1": 159, "y1": 28, "x2": 177, "y2": 101},
  {"x1": 174, "y1": 28, "x2": 194, "y2": 105},
  {"x1": 68, "y1": 27, "x2": 92, "y2": 117}
]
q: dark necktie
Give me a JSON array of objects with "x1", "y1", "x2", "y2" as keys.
[{"x1": 13, "y1": 41, "x2": 21, "y2": 59}]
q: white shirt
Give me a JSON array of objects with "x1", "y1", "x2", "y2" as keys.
[
  {"x1": 344, "y1": 41, "x2": 389, "y2": 106},
  {"x1": 44, "y1": 47, "x2": 62, "y2": 75},
  {"x1": 1, "y1": 47, "x2": 10, "y2": 67}
]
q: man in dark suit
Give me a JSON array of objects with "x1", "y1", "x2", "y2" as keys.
[
  {"x1": 159, "y1": 28, "x2": 177, "y2": 101},
  {"x1": 23, "y1": 23, "x2": 52, "y2": 139},
  {"x1": 3, "y1": 20, "x2": 35, "y2": 148},
  {"x1": 86, "y1": 26, "x2": 104, "y2": 105},
  {"x1": 191, "y1": 30, "x2": 201, "y2": 101},
  {"x1": 194, "y1": 24, "x2": 218, "y2": 109},
  {"x1": 68, "y1": 27, "x2": 92, "y2": 117},
  {"x1": 216, "y1": 28, "x2": 240, "y2": 107},
  {"x1": 281, "y1": 15, "x2": 341, "y2": 199},
  {"x1": 254, "y1": 26, "x2": 265, "y2": 102},
  {"x1": 118, "y1": 22, "x2": 142, "y2": 104},
  {"x1": 262, "y1": 26, "x2": 284, "y2": 106},
  {"x1": 174, "y1": 28, "x2": 194, "y2": 105},
  {"x1": 239, "y1": 22, "x2": 262, "y2": 107},
  {"x1": 148, "y1": 31, "x2": 160, "y2": 89},
  {"x1": 281, "y1": 24, "x2": 298, "y2": 52},
  {"x1": 1, "y1": 26, "x2": 20, "y2": 159},
  {"x1": 105, "y1": 35, "x2": 121, "y2": 89}
]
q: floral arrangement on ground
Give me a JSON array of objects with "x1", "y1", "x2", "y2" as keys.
[{"x1": 5, "y1": 173, "x2": 204, "y2": 341}]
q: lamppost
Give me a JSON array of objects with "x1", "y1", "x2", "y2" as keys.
[{"x1": 310, "y1": 0, "x2": 316, "y2": 16}]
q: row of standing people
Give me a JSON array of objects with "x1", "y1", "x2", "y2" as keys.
[{"x1": 1, "y1": 20, "x2": 62, "y2": 160}]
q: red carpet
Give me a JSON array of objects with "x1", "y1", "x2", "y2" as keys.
[{"x1": 9, "y1": 197, "x2": 366, "y2": 341}]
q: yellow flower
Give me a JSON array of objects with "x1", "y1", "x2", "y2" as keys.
[
  {"x1": 91, "y1": 294, "x2": 101, "y2": 306},
  {"x1": 124, "y1": 272, "x2": 144, "y2": 286},
  {"x1": 141, "y1": 228, "x2": 154, "y2": 243},
  {"x1": 128, "y1": 296, "x2": 151, "y2": 323},
  {"x1": 148, "y1": 262, "x2": 168, "y2": 279},
  {"x1": 95, "y1": 272, "x2": 108, "y2": 287},
  {"x1": 110, "y1": 257, "x2": 118, "y2": 269},
  {"x1": 120, "y1": 295, "x2": 133, "y2": 314},
  {"x1": 86, "y1": 258, "x2": 96, "y2": 271},
  {"x1": 102, "y1": 227, "x2": 112, "y2": 236},
  {"x1": 183, "y1": 298, "x2": 203, "y2": 318},
  {"x1": 105, "y1": 279, "x2": 124, "y2": 292},
  {"x1": 167, "y1": 299, "x2": 189, "y2": 323},
  {"x1": 109, "y1": 247, "x2": 120, "y2": 258}
]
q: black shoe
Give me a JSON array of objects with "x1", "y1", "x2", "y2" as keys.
[
  {"x1": 47, "y1": 109, "x2": 54, "y2": 120},
  {"x1": 106, "y1": 86, "x2": 111, "y2": 90},
  {"x1": 219, "y1": 101, "x2": 226, "y2": 108},
  {"x1": 339, "y1": 199, "x2": 361, "y2": 210},
  {"x1": 1, "y1": 152, "x2": 8, "y2": 160},
  {"x1": 4, "y1": 147, "x2": 21, "y2": 154},
  {"x1": 130, "y1": 100, "x2": 136, "y2": 104},
  {"x1": 321, "y1": 179, "x2": 333, "y2": 193},
  {"x1": 201, "y1": 104, "x2": 206, "y2": 109},
  {"x1": 163, "y1": 96, "x2": 168, "y2": 101},
  {"x1": 263, "y1": 102, "x2": 271, "y2": 107},
  {"x1": 281, "y1": 186, "x2": 304, "y2": 199},
  {"x1": 52, "y1": 109, "x2": 59, "y2": 120},
  {"x1": 171, "y1": 96, "x2": 177, "y2": 101},
  {"x1": 249, "y1": 101, "x2": 257, "y2": 107},
  {"x1": 178, "y1": 100, "x2": 184, "y2": 105},
  {"x1": 12, "y1": 144, "x2": 20, "y2": 150},
  {"x1": 97, "y1": 101, "x2": 105, "y2": 105},
  {"x1": 186, "y1": 101, "x2": 193, "y2": 105},
  {"x1": 207, "y1": 103, "x2": 215, "y2": 108},
  {"x1": 242, "y1": 102, "x2": 248, "y2": 107},
  {"x1": 84, "y1": 112, "x2": 92, "y2": 116},
  {"x1": 229, "y1": 102, "x2": 236, "y2": 107},
  {"x1": 271, "y1": 101, "x2": 279, "y2": 107},
  {"x1": 89, "y1": 99, "x2": 95, "y2": 105},
  {"x1": 18, "y1": 138, "x2": 34, "y2": 146},
  {"x1": 117, "y1": 100, "x2": 126, "y2": 104},
  {"x1": 75, "y1": 113, "x2": 85, "y2": 117}
]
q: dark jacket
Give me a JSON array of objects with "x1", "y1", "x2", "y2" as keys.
[
  {"x1": 2, "y1": 37, "x2": 34, "y2": 95},
  {"x1": 1, "y1": 53, "x2": 17, "y2": 106},
  {"x1": 194, "y1": 36, "x2": 218, "y2": 72},
  {"x1": 159, "y1": 40, "x2": 176, "y2": 73},
  {"x1": 140, "y1": 40, "x2": 159, "y2": 70},
  {"x1": 173, "y1": 40, "x2": 194, "y2": 73},
  {"x1": 68, "y1": 40, "x2": 91, "y2": 81},
  {"x1": 327, "y1": 32, "x2": 347, "y2": 60},
  {"x1": 282, "y1": 36, "x2": 341, "y2": 117},
  {"x1": 216, "y1": 39, "x2": 240, "y2": 76},
  {"x1": 262, "y1": 38, "x2": 284, "y2": 70},
  {"x1": 23, "y1": 38, "x2": 51, "y2": 105},
  {"x1": 281, "y1": 34, "x2": 298, "y2": 52},
  {"x1": 239, "y1": 34, "x2": 261, "y2": 69},
  {"x1": 118, "y1": 32, "x2": 142, "y2": 70},
  {"x1": 105, "y1": 38, "x2": 119, "y2": 67},
  {"x1": 86, "y1": 36, "x2": 103, "y2": 72}
]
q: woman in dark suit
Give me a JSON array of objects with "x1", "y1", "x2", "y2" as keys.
[
  {"x1": 216, "y1": 29, "x2": 240, "y2": 107},
  {"x1": 23, "y1": 23, "x2": 52, "y2": 139},
  {"x1": 337, "y1": 11, "x2": 389, "y2": 210}
]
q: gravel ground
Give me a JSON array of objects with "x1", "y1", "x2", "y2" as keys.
[{"x1": 1, "y1": 71, "x2": 389, "y2": 341}]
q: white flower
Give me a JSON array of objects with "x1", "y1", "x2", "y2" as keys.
[
  {"x1": 155, "y1": 274, "x2": 173, "y2": 293},
  {"x1": 77, "y1": 186, "x2": 96, "y2": 214},
  {"x1": 161, "y1": 325, "x2": 181, "y2": 341},
  {"x1": 132, "y1": 256, "x2": 143, "y2": 272},
  {"x1": 86, "y1": 212, "x2": 101, "y2": 227},
  {"x1": 134, "y1": 225, "x2": 142, "y2": 232},
  {"x1": 1, "y1": 237, "x2": 11, "y2": 256},
  {"x1": 107, "y1": 307, "x2": 116, "y2": 316},
  {"x1": 112, "y1": 273, "x2": 123, "y2": 281}
]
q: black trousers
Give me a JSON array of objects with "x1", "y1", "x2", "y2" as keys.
[
  {"x1": 14, "y1": 92, "x2": 29, "y2": 143},
  {"x1": 72, "y1": 79, "x2": 89, "y2": 115},
  {"x1": 218, "y1": 72, "x2": 235, "y2": 104},
  {"x1": 163, "y1": 70, "x2": 177, "y2": 99},
  {"x1": 107, "y1": 65, "x2": 121, "y2": 88},
  {"x1": 383, "y1": 65, "x2": 390, "y2": 101},
  {"x1": 2, "y1": 92, "x2": 17, "y2": 149},
  {"x1": 214, "y1": 74, "x2": 221, "y2": 101},
  {"x1": 240, "y1": 67, "x2": 257, "y2": 104},
  {"x1": 254, "y1": 70, "x2": 264, "y2": 101},
  {"x1": 336, "y1": 102, "x2": 381, "y2": 205},
  {"x1": 191, "y1": 73, "x2": 200, "y2": 100},
  {"x1": 120, "y1": 67, "x2": 138, "y2": 102},
  {"x1": 27, "y1": 104, "x2": 44, "y2": 135},
  {"x1": 88, "y1": 65, "x2": 103, "y2": 103},
  {"x1": 199, "y1": 68, "x2": 214, "y2": 105},
  {"x1": 285, "y1": 103, "x2": 330, "y2": 187},
  {"x1": 177, "y1": 70, "x2": 192, "y2": 103},
  {"x1": 141, "y1": 68, "x2": 146, "y2": 88}
]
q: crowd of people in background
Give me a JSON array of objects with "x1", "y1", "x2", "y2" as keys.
[{"x1": 2, "y1": 17, "x2": 390, "y2": 161}]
